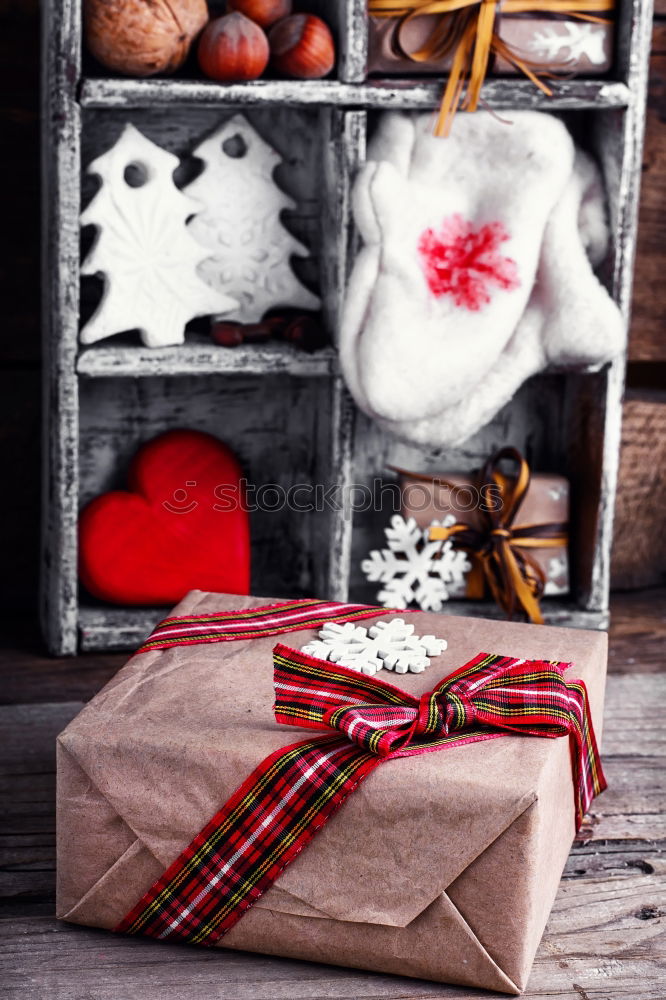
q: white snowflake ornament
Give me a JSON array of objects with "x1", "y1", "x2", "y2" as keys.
[
  {"x1": 528, "y1": 23, "x2": 608, "y2": 66},
  {"x1": 80, "y1": 124, "x2": 238, "y2": 348},
  {"x1": 301, "y1": 617, "x2": 447, "y2": 676},
  {"x1": 361, "y1": 515, "x2": 471, "y2": 612},
  {"x1": 186, "y1": 114, "x2": 321, "y2": 323},
  {"x1": 544, "y1": 555, "x2": 569, "y2": 597}
]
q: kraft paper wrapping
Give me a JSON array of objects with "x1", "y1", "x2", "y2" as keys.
[
  {"x1": 57, "y1": 591, "x2": 607, "y2": 994},
  {"x1": 367, "y1": 15, "x2": 613, "y2": 76},
  {"x1": 400, "y1": 470, "x2": 570, "y2": 596}
]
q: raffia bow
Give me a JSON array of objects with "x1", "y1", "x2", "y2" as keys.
[
  {"x1": 426, "y1": 446, "x2": 567, "y2": 624},
  {"x1": 368, "y1": 0, "x2": 614, "y2": 135}
]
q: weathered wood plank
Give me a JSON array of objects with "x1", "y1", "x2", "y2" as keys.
[
  {"x1": 578, "y1": 0, "x2": 654, "y2": 615},
  {"x1": 77, "y1": 341, "x2": 337, "y2": 379},
  {"x1": 0, "y1": 702, "x2": 82, "y2": 772},
  {"x1": 40, "y1": 0, "x2": 82, "y2": 655},
  {"x1": 601, "y1": 674, "x2": 666, "y2": 754},
  {"x1": 315, "y1": 110, "x2": 361, "y2": 603},
  {"x1": 1, "y1": 841, "x2": 664, "y2": 999},
  {"x1": 608, "y1": 587, "x2": 666, "y2": 673},
  {"x1": 611, "y1": 392, "x2": 666, "y2": 590},
  {"x1": 338, "y1": 0, "x2": 368, "y2": 83},
  {"x1": 0, "y1": 641, "x2": 123, "y2": 705},
  {"x1": 628, "y1": 22, "x2": 666, "y2": 362},
  {"x1": 78, "y1": 77, "x2": 633, "y2": 111}
]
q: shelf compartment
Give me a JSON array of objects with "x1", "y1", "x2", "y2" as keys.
[
  {"x1": 79, "y1": 78, "x2": 632, "y2": 112},
  {"x1": 78, "y1": 373, "x2": 338, "y2": 609},
  {"x1": 79, "y1": 103, "x2": 334, "y2": 358},
  {"x1": 77, "y1": 339, "x2": 338, "y2": 378}
]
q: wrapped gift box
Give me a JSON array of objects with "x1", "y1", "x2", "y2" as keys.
[
  {"x1": 57, "y1": 591, "x2": 606, "y2": 993},
  {"x1": 367, "y1": 13, "x2": 613, "y2": 77},
  {"x1": 400, "y1": 469, "x2": 570, "y2": 598}
]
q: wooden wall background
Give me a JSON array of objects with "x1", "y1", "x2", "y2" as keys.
[{"x1": 0, "y1": 0, "x2": 662, "y2": 626}]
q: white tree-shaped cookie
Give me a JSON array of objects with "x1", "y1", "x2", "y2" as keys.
[
  {"x1": 80, "y1": 124, "x2": 238, "y2": 348},
  {"x1": 186, "y1": 114, "x2": 321, "y2": 323}
]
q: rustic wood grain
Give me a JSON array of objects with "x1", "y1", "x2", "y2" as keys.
[
  {"x1": 611, "y1": 393, "x2": 666, "y2": 590},
  {"x1": 1, "y1": 905, "x2": 664, "y2": 1000},
  {"x1": 78, "y1": 77, "x2": 633, "y2": 111},
  {"x1": 1, "y1": 659, "x2": 665, "y2": 1000},
  {"x1": 76, "y1": 340, "x2": 338, "y2": 378},
  {"x1": 628, "y1": 22, "x2": 666, "y2": 362},
  {"x1": 0, "y1": 641, "x2": 123, "y2": 704},
  {"x1": 608, "y1": 587, "x2": 666, "y2": 671},
  {"x1": 40, "y1": 0, "x2": 82, "y2": 655}
]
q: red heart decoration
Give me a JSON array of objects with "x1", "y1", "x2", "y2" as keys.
[{"x1": 79, "y1": 429, "x2": 250, "y2": 605}]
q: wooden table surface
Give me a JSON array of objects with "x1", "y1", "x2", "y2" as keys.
[{"x1": 1, "y1": 591, "x2": 665, "y2": 999}]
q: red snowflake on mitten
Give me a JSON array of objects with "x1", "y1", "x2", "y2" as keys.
[{"x1": 418, "y1": 214, "x2": 520, "y2": 312}]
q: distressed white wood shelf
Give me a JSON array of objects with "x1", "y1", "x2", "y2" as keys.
[
  {"x1": 42, "y1": 0, "x2": 654, "y2": 653},
  {"x1": 80, "y1": 77, "x2": 632, "y2": 112},
  {"x1": 76, "y1": 339, "x2": 338, "y2": 378},
  {"x1": 77, "y1": 599, "x2": 608, "y2": 652},
  {"x1": 75, "y1": 343, "x2": 605, "y2": 380}
]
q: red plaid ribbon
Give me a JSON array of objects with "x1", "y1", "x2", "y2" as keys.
[
  {"x1": 116, "y1": 613, "x2": 605, "y2": 947},
  {"x1": 134, "y1": 598, "x2": 399, "y2": 654}
]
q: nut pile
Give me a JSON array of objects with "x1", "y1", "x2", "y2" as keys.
[{"x1": 84, "y1": 0, "x2": 336, "y2": 82}]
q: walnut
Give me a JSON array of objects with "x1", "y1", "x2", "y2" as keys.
[{"x1": 84, "y1": 0, "x2": 209, "y2": 77}]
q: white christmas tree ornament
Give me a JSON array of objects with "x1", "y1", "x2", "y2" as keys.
[
  {"x1": 186, "y1": 114, "x2": 321, "y2": 323},
  {"x1": 80, "y1": 124, "x2": 238, "y2": 349},
  {"x1": 301, "y1": 618, "x2": 447, "y2": 676},
  {"x1": 362, "y1": 515, "x2": 471, "y2": 612}
]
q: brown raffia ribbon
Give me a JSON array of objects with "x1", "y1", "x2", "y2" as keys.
[
  {"x1": 368, "y1": 0, "x2": 615, "y2": 135},
  {"x1": 396, "y1": 447, "x2": 568, "y2": 624}
]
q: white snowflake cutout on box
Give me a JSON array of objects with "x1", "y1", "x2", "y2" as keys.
[
  {"x1": 544, "y1": 555, "x2": 569, "y2": 597},
  {"x1": 361, "y1": 515, "x2": 471, "y2": 613},
  {"x1": 301, "y1": 618, "x2": 447, "y2": 676},
  {"x1": 528, "y1": 23, "x2": 607, "y2": 66},
  {"x1": 80, "y1": 124, "x2": 238, "y2": 348},
  {"x1": 185, "y1": 114, "x2": 321, "y2": 324}
]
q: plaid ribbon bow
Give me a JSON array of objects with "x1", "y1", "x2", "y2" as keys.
[{"x1": 116, "y1": 635, "x2": 605, "y2": 948}]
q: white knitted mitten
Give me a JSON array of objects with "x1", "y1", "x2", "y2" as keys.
[{"x1": 340, "y1": 112, "x2": 624, "y2": 448}]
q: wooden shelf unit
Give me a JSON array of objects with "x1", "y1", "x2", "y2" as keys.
[{"x1": 43, "y1": 0, "x2": 654, "y2": 653}]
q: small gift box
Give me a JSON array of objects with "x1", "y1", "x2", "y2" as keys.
[
  {"x1": 367, "y1": 1, "x2": 615, "y2": 132},
  {"x1": 367, "y1": 10, "x2": 614, "y2": 76},
  {"x1": 397, "y1": 447, "x2": 570, "y2": 622},
  {"x1": 57, "y1": 591, "x2": 607, "y2": 993}
]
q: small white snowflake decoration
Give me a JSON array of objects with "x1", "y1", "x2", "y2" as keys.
[
  {"x1": 528, "y1": 23, "x2": 607, "y2": 66},
  {"x1": 361, "y1": 515, "x2": 471, "y2": 612},
  {"x1": 301, "y1": 618, "x2": 447, "y2": 676}
]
